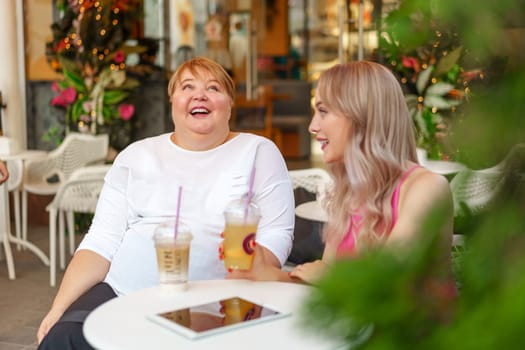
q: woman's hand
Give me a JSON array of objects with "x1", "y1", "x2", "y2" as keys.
[
  {"x1": 37, "y1": 308, "x2": 64, "y2": 344},
  {"x1": 0, "y1": 160, "x2": 8, "y2": 185},
  {"x1": 289, "y1": 260, "x2": 329, "y2": 284}
]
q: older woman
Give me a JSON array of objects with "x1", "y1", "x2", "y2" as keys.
[{"x1": 37, "y1": 57, "x2": 294, "y2": 349}]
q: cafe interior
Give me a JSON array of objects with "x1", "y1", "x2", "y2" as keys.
[{"x1": 1, "y1": 0, "x2": 525, "y2": 349}]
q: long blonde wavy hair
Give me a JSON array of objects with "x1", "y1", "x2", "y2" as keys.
[{"x1": 319, "y1": 61, "x2": 418, "y2": 250}]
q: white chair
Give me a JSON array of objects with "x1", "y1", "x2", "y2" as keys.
[
  {"x1": 1, "y1": 161, "x2": 17, "y2": 279},
  {"x1": 449, "y1": 165, "x2": 504, "y2": 218},
  {"x1": 449, "y1": 144, "x2": 525, "y2": 256},
  {"x1": 1, "y1": 159, "x2": 49, "y2": 280},
  {"x1": 21, "y1": 133, "x2": 109, "y2": 246},
  {"x1": 288, "y1": 167, "x2": 332, "y2": 195},
  {"x1": 287, "y1": 167, "x2": 332, "y2": 266},
  {"x1": 47, "y1": 164, "x2": 111, "y2": 287},
  {"x1": 449, "y1": 144, "x2": 525, "y2": 218},
  {"x1": 5, "y1": 158, "x2": 23, "y2": 247}
]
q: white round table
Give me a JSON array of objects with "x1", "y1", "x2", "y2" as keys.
[{"x1": 84, "y1": 279, "x2": 344, "y2": 350}]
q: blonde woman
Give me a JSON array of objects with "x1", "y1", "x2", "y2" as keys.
[{"x1": 233, "y1": 61, "x2": 454, "y2": 289}]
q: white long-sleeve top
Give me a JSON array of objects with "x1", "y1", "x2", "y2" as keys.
[{"x1": 77, "y1": 133, "x2": 295, "y2": 296}]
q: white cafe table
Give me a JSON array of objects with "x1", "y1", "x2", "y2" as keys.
[
  {"x1": 1, "y1": 150, "x2": 50, "y2": 275},
  {"x1": 84, "y1": 279, "x2": 343, "y2": 350}
]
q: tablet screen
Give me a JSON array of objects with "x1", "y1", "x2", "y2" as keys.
[{"x1": 148, "y1": 297, "x2": 290, "y2": 339}]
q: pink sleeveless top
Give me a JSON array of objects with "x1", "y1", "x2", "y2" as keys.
[{"x1": 337, "y1": 165, "x2": 420, "y2": 257}]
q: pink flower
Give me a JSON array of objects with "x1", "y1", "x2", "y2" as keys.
[
  {"x1": 113, "y1": 0, "x2": 130, "y2": 11},
  {"x1": 51, "y1": 81, "x2": 60, "y2": 92},
  {"x1": 82, "y1": 100, "x2": 94, "y2": 112},
  {"x1": 118, "y1": 104, "x2": 134, "y2": 121},
  {"x1": 51, "y1": 95, "x2": 66, "y2": 107},
  {"x1": 50, "y1": 87, "x2": 77, "y2": 107},
  {"x1": 402, "y1": 56, "x2": 420, "y2": 71},
  {"x1": 56, "y1": 39, "x2": 67, "y2": 52},
  {"x1": 62, "y1": 87, "x2": 77, "y2": 104},
  {"x1": 461, "y1": 69, "x2": 483, "y2": 82},
  {"x1": 114, "y1": 50, "x2": 125, "y2": 64}
]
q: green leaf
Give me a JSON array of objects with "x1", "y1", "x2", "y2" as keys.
[
  {"x1": 63, "y1": 69, "x2": 86, "y2": 93},
  {"x1": 405, "y1": 94, "x2": 419, "y2": 108},
  {"x1": 102, "y1": 105, "x2": 113, "y2": 122},
  {"x1": 120, "y1": 78, "x2": 141, "y2": 90},
  {"x1": 435, "y1": 46, "x2": 463, "y2": 76},
  {"x1": 426, "y1": 82, "x2": 454, "y2": 96},
  {"x1": 422, "y1": 108, "x2": 436, "y2": 135},
  {"x1": 70, "y1": 99, "x2": 85, "y2": 123},
  {"x1": 424, "y1": 95, "x2": 458, "y2": 109},
  {"x1": 413, "y1": 108, "x2": 428, "y2": 138},
  {"x1": 103, "y1": 90, "x2": 128, "y2": 105},
  {"x1": 57, "y1": 56, "x2": 78, "y2": 74},
  {"x1": 416, "y1": 66, "x2": 434, "y2": 95}
]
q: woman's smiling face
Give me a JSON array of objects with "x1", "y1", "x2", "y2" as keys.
[
  {"x1": 170, "y1": 68, "x2": 232, "y2": 148},
  {"x1": 309, "y1": 89, "x2": 352, "y2": 164}
]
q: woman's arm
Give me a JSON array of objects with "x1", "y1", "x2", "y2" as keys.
[
  {"x1": 252, "y1": 140, "x2": 295, "y2": 266},
  {"x1": 37, "y1": 250, "x2": 110, "y2": 343},
  {"x1": 38, "y1": 159, "x2": 130, "y2": 343},
  {"x1": 288, "y1": 240, "x2": 337, "y2": 284},
  {"x1": 388, "y1": 169, "x2": 454, "y2": 251}
]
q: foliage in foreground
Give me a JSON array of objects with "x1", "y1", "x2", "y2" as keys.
[{"x1": 300, "y1": 0, "x2": 525, "y2": 348}]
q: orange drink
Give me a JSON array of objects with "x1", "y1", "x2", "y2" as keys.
[{"x1": 223, "y1": 197, "x2": 260, "y2": 271}]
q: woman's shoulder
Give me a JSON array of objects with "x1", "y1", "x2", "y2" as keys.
[
  {"x1": 403, "y1": 165, "x2": 452, "y2": 203},
  {"x1": 114, "y1": 133, "x2": 170, "y2": 162},
  {"x1": 230, "y1": 133, "x2": 282, "y2": 155}
]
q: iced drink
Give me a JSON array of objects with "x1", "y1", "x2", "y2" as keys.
[
  {"x1": 153, "y1": 220, "x2": 192, "y2": 290},
  {"x1": 223, "y1": 197, "x2": 260, "y2": 270}
]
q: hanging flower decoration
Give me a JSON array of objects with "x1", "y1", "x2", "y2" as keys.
[
  {"x1": 380, "y1": 8, "x2": 484, "y2": 159},
  {"x1": 45, "y1": 0, "x2": 145, "y2": 148}
]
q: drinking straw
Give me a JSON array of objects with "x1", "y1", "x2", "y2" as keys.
[
  {"x1": 174, "y1": 186, "x2": 182, "y2": 239},
  {"x1": 244, "y1": 166, "x2": 256, "y2": 221}
]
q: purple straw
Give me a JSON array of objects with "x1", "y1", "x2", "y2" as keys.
[
  {"x1": 244, "y1": 166, "x2": 256, "y2": 221},
  {"x1": 174, "y1": 186, "x2": 182, "y2": 238}
]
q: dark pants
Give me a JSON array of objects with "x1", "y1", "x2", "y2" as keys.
[{"x1": 38, "y1": 282, "x2": 117, "y2": 350}]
